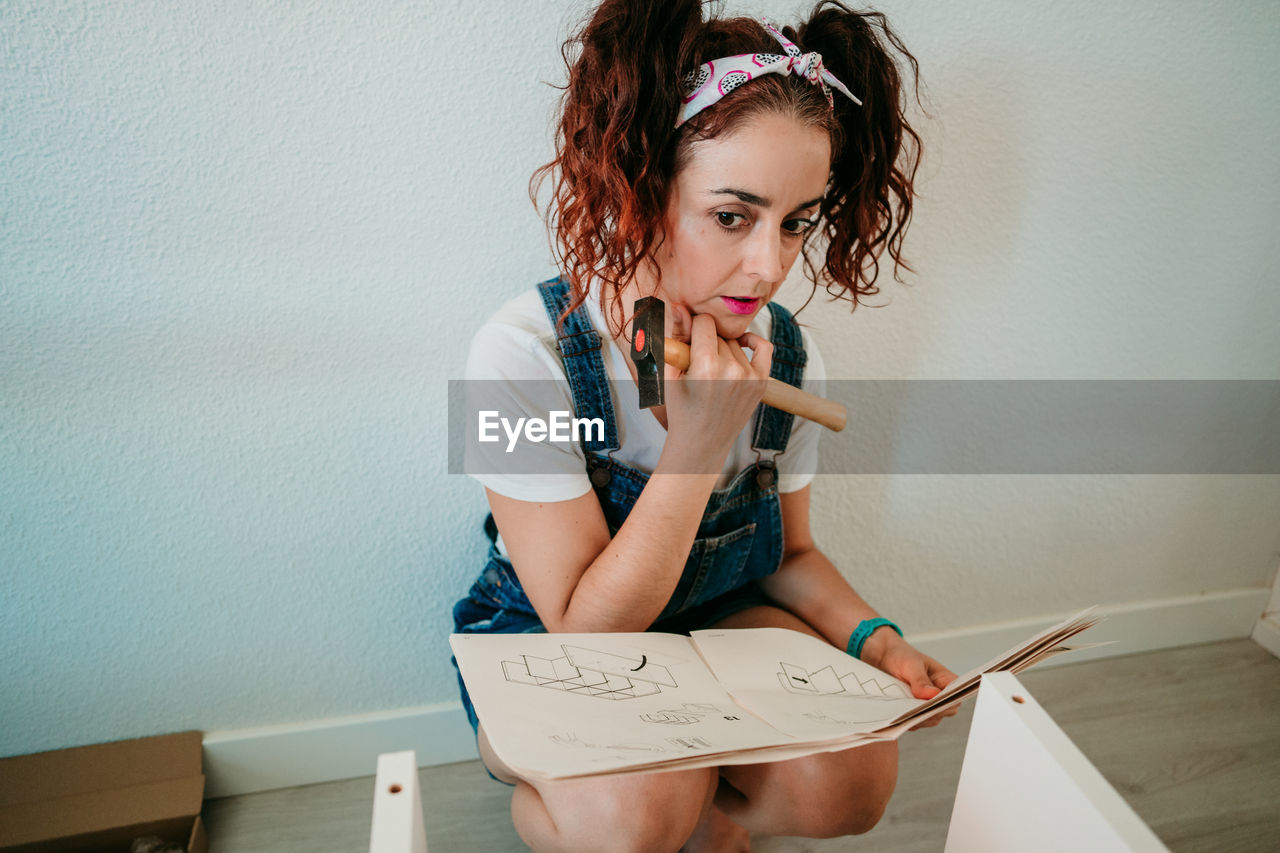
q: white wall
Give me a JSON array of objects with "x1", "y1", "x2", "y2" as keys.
[{"x1": 3, "y1": 0, "x2": 1278, "y2": 758}]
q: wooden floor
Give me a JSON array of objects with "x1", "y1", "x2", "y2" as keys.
[{"x1": 204, "y1": 639, "x2": 1280, "y2": 852}]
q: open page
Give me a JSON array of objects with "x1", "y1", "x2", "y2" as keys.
[
  {"x1": 453, "y1": 607, "x2": 1105, "y2": 779},
  {"x1": 691, "y1": 627, "x2": 923, "y2": 739},
  {"x1": 450, "y1": 631, "x2": 797, "y2": 779}
]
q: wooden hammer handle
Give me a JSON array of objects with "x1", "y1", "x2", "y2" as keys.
[{"x1": 663, "y1": 338, "x2": 847, "y2": 433}]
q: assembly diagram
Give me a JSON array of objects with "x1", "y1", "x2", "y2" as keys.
[
  {"x1": 502, "y1": 644, "x2": 678, "y2": 700},
  {"x1": 639, "y1": 702, "x2": 723, "y2": 725},
  {"x1": 776, "y1": 661, "x2": 910, "y2": 700}
]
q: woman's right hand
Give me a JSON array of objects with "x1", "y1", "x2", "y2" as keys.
[{"x1": 660, "y1": 305, "x2": 773, "y2": 467}]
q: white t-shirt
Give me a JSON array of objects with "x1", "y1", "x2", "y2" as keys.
[{"x1": 463, "y1": 285, "x2": 824, "y2": 503}]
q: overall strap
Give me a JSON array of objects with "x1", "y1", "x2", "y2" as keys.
[
  {"x1": 536, "y1": 277, "x2": 620, "y2": 451},
  {"x1": 751, "y1": 301, "x2": 808, "y2": 452}
]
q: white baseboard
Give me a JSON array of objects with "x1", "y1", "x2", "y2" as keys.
[
  {"x1": 907, "y1": 587, "x2": 1270, "y2": 676},
  {"x1": 203, "y1": 703, "x2": 477, "y2": 799},
  {"x1": 202, "y1": 587, "x2": 1269, "y2": 800}
]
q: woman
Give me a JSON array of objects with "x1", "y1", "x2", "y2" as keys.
[{"x1": 454, "y1": 1, "x2": 956, "y2": 849}]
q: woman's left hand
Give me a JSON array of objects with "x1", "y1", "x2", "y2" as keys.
[{"x1": 861, "y1": 630, "x2": 959, "y2": 729}]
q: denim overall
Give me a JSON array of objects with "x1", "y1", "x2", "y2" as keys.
[{"x1": 451, "y1": 277, "x2": 807, "y2": 738}]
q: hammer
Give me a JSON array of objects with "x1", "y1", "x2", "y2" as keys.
[{"x1": 631, "y1": 296, "x2": 847, "y2": 432}]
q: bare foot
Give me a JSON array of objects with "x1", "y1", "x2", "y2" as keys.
[{"x1": 682, "y1": 805, "x2": 751, "y2": 853}]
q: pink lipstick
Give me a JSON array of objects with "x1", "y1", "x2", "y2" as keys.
[{"x1": 721, "y1": 296, "x2": 760, "y2": 315}]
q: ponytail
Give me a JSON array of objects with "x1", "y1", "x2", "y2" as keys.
[
  {"x1": 797, "y1": 2, "x2": 922, "y2": 308},
  {"x1": 531, "y1": 0, "x2": 703, "y2": 329}
]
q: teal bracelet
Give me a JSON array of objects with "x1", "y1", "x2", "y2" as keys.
[{"x1": 846, "y1": 617, "x2": 903, "y2": 660}]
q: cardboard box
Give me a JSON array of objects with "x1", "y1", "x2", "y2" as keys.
[{"x1": 0, "y1": 731, "x2": 207, "y2": 853}]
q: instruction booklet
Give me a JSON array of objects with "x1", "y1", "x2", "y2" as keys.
[{"x1": 450, "y1": 608, "x2": 1102, "y2": 780}]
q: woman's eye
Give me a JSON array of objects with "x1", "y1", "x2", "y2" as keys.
[
  {"x1": 716, "y1": 211, "x2": 746, "y2": 229},
  {"x1": 783, "y1": 218, "x2": 817, "y2": 236}
]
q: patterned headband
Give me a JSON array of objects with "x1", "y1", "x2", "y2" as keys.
[{"x1": 677, "y1": 17, "x2": 862, "y2": 127}]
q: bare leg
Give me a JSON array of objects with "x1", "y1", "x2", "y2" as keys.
[
  {"x1": 707, "y1": 605, "x2": 900, "y2": 838},
  {"x1": 479, "y1": 726, "x2": 717, "y2": 853},
  {"x1": 715, "y1": 741, "x2": 898, "y2": 838},
  {"x1": 681, "y1": 777, "x2": 752, "y2": 852}
]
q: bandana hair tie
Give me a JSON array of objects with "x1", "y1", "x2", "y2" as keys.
[{"x1": 677, "y1": 17, "x2": 862, "y2": 127}]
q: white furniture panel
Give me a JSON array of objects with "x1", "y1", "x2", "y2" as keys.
[
  {"x1": 369, "y1": 750, "x2": 427, "y2": 853},
  {"x1": 946, "y1": 672, "x2": 1167, "y2": 852}
]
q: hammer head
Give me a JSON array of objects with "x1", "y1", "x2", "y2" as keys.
[{"x1": 631, "y1": 296, "x2": 665, "y2": 409}]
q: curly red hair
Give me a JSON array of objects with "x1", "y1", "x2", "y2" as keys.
[{"x1": 531, "y1": 0, "x2": 922, "y2": 328}]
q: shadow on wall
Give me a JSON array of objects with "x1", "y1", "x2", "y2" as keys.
[{"x1": 797, "y1": 58, "x2": 1033, "y2": 617}]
